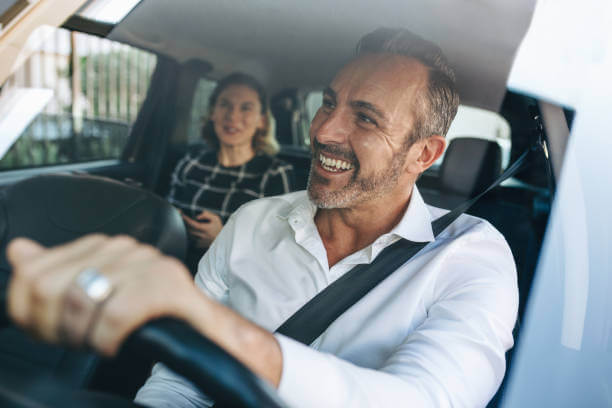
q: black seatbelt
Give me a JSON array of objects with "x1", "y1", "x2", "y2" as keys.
[{"x1": 276, "y1": 147, "x2": 534, "y2": 345}]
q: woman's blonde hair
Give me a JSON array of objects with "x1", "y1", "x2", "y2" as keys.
[{"x1": 202, "y1": 72, "x2": 279, "y2": 155}]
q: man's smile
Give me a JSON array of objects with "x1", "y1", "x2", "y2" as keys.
[{"x1": 318, "y1": 153, "x2": 355, "y2": 173}]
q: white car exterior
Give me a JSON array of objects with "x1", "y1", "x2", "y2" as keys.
[{"x1": 503, "y1": 0, "x2": 612, "y2": 406}]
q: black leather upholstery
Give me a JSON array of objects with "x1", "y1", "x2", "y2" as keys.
[
  {"x1": 423, "y1": 137, "x2": 502, "y2": 209},
  {"x1": 0, "y1": 173, "x2": 187, "y2": 395},
  {"x1": 440, "y1": 137, "x2": 502, "y2": 195},
  {"x1": 420, "y1": 137, "x2": 543, "y2": 320}
]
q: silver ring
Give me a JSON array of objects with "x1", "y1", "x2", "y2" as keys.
[{"x1": 75, "y1": 267, "x2": 113, "y2": 304}]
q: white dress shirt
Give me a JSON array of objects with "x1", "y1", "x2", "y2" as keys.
[{"x1": 135, "y1": 187, "x2": 518, "y2": 408}]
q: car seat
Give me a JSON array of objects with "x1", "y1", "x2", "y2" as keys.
[
  {"x1": 0, "y1": 173, "x2": 187, "y2": 397},
  {"x1": 421, "y1": 137, "x2": 502, "y2": 208},
  {"x1": 419, "y1": 137, "x2": 547, "y2": 408},
  {"x1": 419, "y1": 137, "x2": 541, "y2": 320}
]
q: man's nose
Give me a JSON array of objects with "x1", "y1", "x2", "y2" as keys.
[{"x1": 313, "y1": 109, "x2": 350, "y2": 145}]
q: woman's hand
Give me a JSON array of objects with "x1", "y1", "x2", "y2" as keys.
[
  {"x1": 6, "y1": 235, "x2": 205, "y2": 356},
  {"x1": 181, "y1": 210, "x2": 223, "y2": 249}
]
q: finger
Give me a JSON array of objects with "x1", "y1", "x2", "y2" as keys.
[
  {"x1": 8, "y1": 235, "x2": 107, "y2": 333},
  {"x1": 11, "y1": 234, "x2": 108, "y2": 282},
  {"x1": 71, "y1": 235, "x2": 146, "y2": 275},
  {"x1": 184, "y1": 218, "x2": 210, "y2": 234},
  {"x1": 6, "y1": 238, "x2": 46, "y2": 267},
  {"x1": 58, "y1": 240, "x2": 164, "y2": 347},
  {"x1": 185, "y1": 223, "x2": 202, "y2": 237},
  {"x1": 195, "y1": 211, "x2": 212, "y2": 221},
  {"x1": 6, "y1": 239, "x2": 45, "y2": 328},
  {"x1": 184, "y1": 220, "x2": 206, "y2": 235},
  {"x1": 57, "y1": 275, "x2": 104, "y2": 347},
  {"x1": 182, "y1": 214, "x2": 200, "y2": 227},
  {"x1": 186, "y1": 224, "x2": 212, "y2": 238},
  {"x1": 99, "y1": 241, "x2": 161, "y2": 284},
  {"x1": 29, "y1": 236, "x2": 138, "y2": 342},
  {"x1": 197, "y1": 220, "x2": 219, "y2": 235},
  {"x1": 88, "y1": 256, "x2": 193, "y2": 356},
  {"x1": 197, "y1": 211, "x2": 221, "y2": 223},
  {"x1": 19, "y1": 235, "x2": 136, "y2": 342},
  {"x1": 187, "y1": 221, "x2": 208, "y2": 233}
]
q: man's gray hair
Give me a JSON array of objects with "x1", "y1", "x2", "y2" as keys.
[{"x1": 356, "y1": 28, "x2": 460, "y2": 144}]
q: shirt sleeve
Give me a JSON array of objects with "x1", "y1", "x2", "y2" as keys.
[
  {"x1": 134, "y1": 363, "x2": 214, "y2": 408},
  {"x1": 193, "y1": 213, "x2": 236, "y2": 302},
  {"x1": 274, "y1": 230, "x2": 518, "y2": 408},
  {"x1": 134, "y1": 214, "x2": 238, "y2": 407}
]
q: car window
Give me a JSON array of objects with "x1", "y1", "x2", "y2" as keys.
[
  {"x1": 442, "y1": 106, "x2": 511, "y2": 168},
  {"x1": 0, "y1": 26, "x2": 156, "y2": 170},
  {"x1": 304, "y1": 90, "x2": 511, "y2": 168},
  {"x1": 186, "y1": 77, "x2": 216, "y2": 144},
  {"x1": 76, "y1": 0, "x2": 142, "y2": 25}
]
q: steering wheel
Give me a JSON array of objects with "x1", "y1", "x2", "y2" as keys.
[{"x1": 0, "y1": 292, "x2": 286, "y2": 408}]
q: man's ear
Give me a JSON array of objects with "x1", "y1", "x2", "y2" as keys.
[{"x1": 415, "y1": 135, "x2": 446, "y2": 172}]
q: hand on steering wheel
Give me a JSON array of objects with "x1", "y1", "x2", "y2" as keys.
[
  {"x1": 6, "y1": 235, "x2": 199, "y2": 356},
  {"x1": 3, "y1": 234, "x2": 284, "y2": 408}
]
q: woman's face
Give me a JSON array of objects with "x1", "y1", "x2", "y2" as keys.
[{"x1": 211, "y1": 84, "x2": 265, "y2": 150}]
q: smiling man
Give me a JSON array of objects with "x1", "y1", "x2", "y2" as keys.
[{"x1": 7, "y1": 28, "x2": 518, "y2": 407}]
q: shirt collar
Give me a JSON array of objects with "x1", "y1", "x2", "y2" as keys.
[
  {"x1": 281, "y1": 187, "x2": 434, "y2": 243},
  {"x1": 278, "y1": 192, "x2": 317, "y2": 228},
  {"x1": 388, "y1": 185, "x2": 435, "y2": 243}
]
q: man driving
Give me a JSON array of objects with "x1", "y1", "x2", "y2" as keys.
[{"x1": 6, "y1": 28, "x2": 517, "y2": 407}]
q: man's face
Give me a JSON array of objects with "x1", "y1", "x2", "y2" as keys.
[{"x1": 307, "y1": 54, "x2": 429, "y2": 209}]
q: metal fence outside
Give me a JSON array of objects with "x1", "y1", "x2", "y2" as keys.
[{"x1": 0, "y1": 27, "x2": 157, "y2": 170}]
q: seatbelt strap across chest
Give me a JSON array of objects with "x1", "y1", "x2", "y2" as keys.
[{"x1": 276, "y1": 147, "x2": 533, "y2": 345}]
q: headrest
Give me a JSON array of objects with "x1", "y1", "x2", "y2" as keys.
[
  {"x1": 439, "y1": 137, "x2": 502, "y2": 197},
  {"x1": 0, "y1": 174, "x2": 187, "y2": 277}
]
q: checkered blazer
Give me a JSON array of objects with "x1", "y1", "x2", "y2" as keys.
[{"x1": 168, "y1": 149, "x2": 295, "y2": 222}]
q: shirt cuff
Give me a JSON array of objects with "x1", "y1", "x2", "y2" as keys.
[{"x1": 274, "y1": 333, "x2": 347, "y2": 408}]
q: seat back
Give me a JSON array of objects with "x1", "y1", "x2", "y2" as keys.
[
  {"x1": 440, "y1": 137, "x2": 502, "y2": 195},
  {"x1": 421, "y1": 137, "x2": 502, "y2": 209},
  {"x1": 419, "y1": 137, "x2": 542, "y2": 320},
  {"x1": 0, "y1": 173, "x2": 187, "y2": 395}
]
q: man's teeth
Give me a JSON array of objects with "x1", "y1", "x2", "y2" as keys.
[{"x1": 319, "y1": 154, "x2": 353, "y2": 171}]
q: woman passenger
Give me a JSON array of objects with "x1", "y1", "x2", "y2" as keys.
[{"x1": 168, "y1": 73, "x2": 294, "y2": 273}]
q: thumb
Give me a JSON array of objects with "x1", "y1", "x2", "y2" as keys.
[
  {"x1": 196, "y1": 210, "x2": 212, "y2": 220},
  {"x1": 7, "y1": 238, "x2": 46, "y2": 268}
]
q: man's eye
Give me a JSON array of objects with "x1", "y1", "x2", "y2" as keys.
[
  {"x1": 241, "y1": 105, "x2": 253, "y2": 112},
  {"x1": 357, "y1": 112, "x2": 376, "y2": 125},
  {"x1": 322, "y1": 99, "x2": 335, "y2": 110}
]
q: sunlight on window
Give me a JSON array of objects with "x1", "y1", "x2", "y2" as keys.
[
  {"x1": 78, "y1": 0, "x2": 141, "y2": 24},
  {"x1": 0, "y1": 88, "x2": 53, "y2": 159},
  {"x1": 509, "y1": 0, "x2": 612, "y2": 108}
]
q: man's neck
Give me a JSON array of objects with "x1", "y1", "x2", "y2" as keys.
[{"x1": 314, "y1": 188, "x2": 413, "y2": 268}]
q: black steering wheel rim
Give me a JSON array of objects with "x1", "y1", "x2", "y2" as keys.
[
  {"x1": 123, "y1": 317, "x2": 286, "y2": 408},
  {"x1": 0, "y1": 290, "x2": 285, "y2": 408}
]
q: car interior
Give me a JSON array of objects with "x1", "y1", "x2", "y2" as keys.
[{"x1": 0, "y1": 0, "x2": 576, "y2": 406}]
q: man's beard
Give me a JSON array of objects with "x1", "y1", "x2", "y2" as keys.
[{"x1": 307, "y1": 140, "x2": 408, "y2": 209}]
